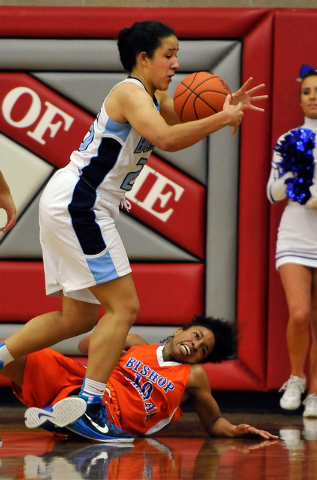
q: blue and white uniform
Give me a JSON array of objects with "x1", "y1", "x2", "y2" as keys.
[
  {"x1": 267, "y1": 117, "x2": 317, "y2": 269},
  {"x1": 39, "y1": 78, "x2": 158, "y2": 303}
]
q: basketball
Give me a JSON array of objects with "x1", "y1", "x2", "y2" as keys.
[{"x1": 173, "y1": 71, "x2": 231, "y2": 123}]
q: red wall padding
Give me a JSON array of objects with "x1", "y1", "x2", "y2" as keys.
[
  {"x1": 0, "y1": 261, "x2": 204, "y2": 325},
  {"x1": 0, "y1": 6, "x2": 271, "y2": 39},
  {"x1": 236, "y1": 11, "x2": 274, "y2": 388}
]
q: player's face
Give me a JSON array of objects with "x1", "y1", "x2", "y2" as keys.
[
  {"x1": 166, "y1": 326, "x2": 215, "y2": 364},
  {"x1": 147, "y1": 35, "x2": 179, "y2": 92},
  {"x1": 300, "y1": 76, "x2": 317, "y2": 119}
]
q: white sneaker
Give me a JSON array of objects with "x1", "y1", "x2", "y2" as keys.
[
  {"x1": 25, "y1": 397, "x2": 87, "y2": 429},
  {"x1": 279, "y1": 429, "x2": 304, "y2": 450},
  {"x1": 279, "y1": 375, "x2": 306, "y2": 410},
  {"x1": 303, "y1": 418, "x2": 317, "y2": 440},
  {"x1": 303, "y1": 393, "x2": 317, "y2": 418}
]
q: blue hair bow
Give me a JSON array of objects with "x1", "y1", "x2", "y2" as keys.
[{"x1": 297, "y1": 64, "x2": 317, "y2": 81}]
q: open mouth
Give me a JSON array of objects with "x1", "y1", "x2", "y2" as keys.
[{"x1": 181, "y1": 344, "x2": 191, "y2": 356}]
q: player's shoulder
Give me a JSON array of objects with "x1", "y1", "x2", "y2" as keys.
[
  {"x1": 110, "y1": 78, "x2": 146, "y2": 97},
  {"x1": 155, "y1": 90, "x2": 171, "y2": 106},
  {"x1": 187, "y1": 363, "x2": 209, "y2": 388}
]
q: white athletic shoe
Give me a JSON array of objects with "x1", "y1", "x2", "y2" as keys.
[
  {"x1": 279, "y1": 429, "x2": 304, "y2": 450},
  {"x1": 303, "y1": 393, "x2": 317, "y2": 418},
  {"x1": 303, "y1": 418, "x2": 317, "y2": 440},
  {"x1": 25, "y1": 397, "x2": 87, "y2": 429},
  {"x1": 279, "y1": 375, "x2": 306, "y2": 410}
]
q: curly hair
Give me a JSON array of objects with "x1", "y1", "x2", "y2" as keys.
[{"x1": 162, "y1": 315, "x2": 236, "y2": 364}]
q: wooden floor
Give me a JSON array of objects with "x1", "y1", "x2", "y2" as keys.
[{"x1": 1, "y1": 406, "x2": 317, "y2": 480}]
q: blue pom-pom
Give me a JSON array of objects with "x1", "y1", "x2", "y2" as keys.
[{"x1": 274, "y1": 128, "x2": 316, "y2": 204}]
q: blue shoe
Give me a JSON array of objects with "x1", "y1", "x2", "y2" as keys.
[
  {"x1": 68, "y1": 443, "x2": 133, "y2": 478},
  {"x1": 34, "y1": 419, "x2": 71, "y2": 437},
  {"x1": 66, "y1": 396, "x2": 134, "y2": 443},
  {"x1": 24, "y1": 397, "x2": 87, "y2": 429}
]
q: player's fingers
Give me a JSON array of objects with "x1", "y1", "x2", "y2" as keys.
[
  {"x1": 231, "y1": 124, "x2": 239, "y2": 135},
  {"x1": 0, "y1": 213, "x2": 16, "y2": 232},
  {"x1": 240, "y1": 77, "x2": 253, "y2": 90},
  {"x1": 246, "y1": 83, "x2": 266, "y2": 94},
  {"x1": 249, "y1": 94, "x2": 268, "y2": 101},
  {"x1": 223, "y1": 94, "x2": 231, "y2": 109},
  {"x1": 250, "y1": 105, "x2": 265, "y2": 112}
]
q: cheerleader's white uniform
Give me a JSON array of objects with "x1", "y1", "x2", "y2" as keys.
[
  {"x1": 267, "y1": 117, "x2": 317, "y2": 269},
  {"x1": 39, "y1": 78, "x2": 157, "y2": 303}
]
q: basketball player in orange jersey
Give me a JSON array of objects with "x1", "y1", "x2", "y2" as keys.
[
  {"x1": 0, "y1": 20, "x2": 268, "y2": 442},
  {"x1": 1, "y1": 316, "x2": 278, "y2": 441}
]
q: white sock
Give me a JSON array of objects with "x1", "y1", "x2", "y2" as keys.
[
  {"x1": 79, "y1": 377, "x2": 106, "y2": 403},
  {"x1": 0, "y1": 342, "x2": 14, "y2": 369}
]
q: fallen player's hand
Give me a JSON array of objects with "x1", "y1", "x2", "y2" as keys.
[{"x1": 232, "y1": 424, "x2": 279, "y2": 440}]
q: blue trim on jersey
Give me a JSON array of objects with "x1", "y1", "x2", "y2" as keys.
[
  {"x1": 78, "y1": 119, "x2": 97, "y2": 152},
  {"x1": 86, "y1": 251, "x2": 119, "y2": 284},
  {"x1": 81, "y1": 137, "x2": 122, "y2": 189},
  {"x1": 104, "y1": 118, "x2": 131, "y2": 142},
  {"x1": 68, "y1": 178, "x2": 106, "y2": 256},
  {"x1": 69, "y1": 136, "x2": 123, "y2": 256}
]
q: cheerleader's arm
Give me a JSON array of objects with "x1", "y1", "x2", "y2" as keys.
[{"x1": 267, "y1": 150, "x2": 293, "y2": 203}]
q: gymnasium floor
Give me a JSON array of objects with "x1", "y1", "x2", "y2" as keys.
[{"x1": 1, "y1": 404, "x2": 316, "y2": 480}]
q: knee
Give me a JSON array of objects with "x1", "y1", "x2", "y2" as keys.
[
  {"x1": 124, "y1": 298, "x2": 140, "y2": 328},
  {"x1": 99, "y1": 300, "x2": 139, "y2": 330},
  {"x1": 62, "y1": 313, "x2": 97, "y2": 337},
  {"x1": 289, "y1": 308, "x2": 311, "y2": 329}
]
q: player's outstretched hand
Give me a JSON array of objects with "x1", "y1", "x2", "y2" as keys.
[
  {"x1": 232, "y1": 423, "x2": 279, "y2": 440},
  {"x1": 231, "y1": 77, "x2": 268, "y2": 112}
]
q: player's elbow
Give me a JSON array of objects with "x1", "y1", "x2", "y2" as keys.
[
  {"x1": 154, "y1": 138, "x2": 172, "y2": 151},
  {"x1": 78, "y1": 334, "x2": 91, "y2": 355},
  {"x1": 155, "y1": 136, "x2": 180, "y2": 152}
]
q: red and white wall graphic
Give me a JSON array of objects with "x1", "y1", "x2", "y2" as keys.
[{"x1": 0, "y1": 7, "x2": 316, "y2": 392}]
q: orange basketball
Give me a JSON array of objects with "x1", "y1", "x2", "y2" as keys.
[{"x1": 173, "y1": 71, "x2": 231, "y2": 122}]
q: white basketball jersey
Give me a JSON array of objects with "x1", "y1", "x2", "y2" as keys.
[{"x1": 70, "y1": 77, "x2": 159, "y2": 205}]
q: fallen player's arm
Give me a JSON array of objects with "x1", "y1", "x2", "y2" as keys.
[
  {"x1": 124, "y1": 333, "x2": 148, "y2": 350},
  {"x1": 78, "y1": 332, "x2": 148, "y2": 355},
  {"x1": 77, "y1": 334, "x2": 91, "y2": 355},
  {"x1": 185, "y1": 364, "x2": 278, "y2": 440}
]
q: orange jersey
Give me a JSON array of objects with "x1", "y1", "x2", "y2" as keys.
[
  {"x1": 106, "y1": 437, "x2": 183, "y2": 479},
  {"x1": 108, "y1": 344, "x2": 190, "y2": 435},
  {"x1": 12, "y1": 345, "x2": 190, "y2": 436}
]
